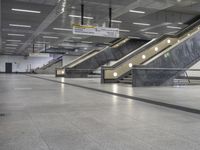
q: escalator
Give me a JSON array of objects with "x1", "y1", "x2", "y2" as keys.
[
  {"x1": 101, "y1": 19, "x2": 200, "y2": 85},
  {"x1": 56, "y1": 38, "x2": 148, "y2": 78},
  {"x1": 35, "y1": 56, "x2": 62, "y2": 74}
]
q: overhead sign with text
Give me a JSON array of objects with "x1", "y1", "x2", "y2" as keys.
[{"x1": 73, "y1": 25, "x2": 119, "y2": 38}]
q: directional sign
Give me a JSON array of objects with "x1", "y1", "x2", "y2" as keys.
[{"x1": 73, "y1": 25, "x2": 119, "y2": 38}]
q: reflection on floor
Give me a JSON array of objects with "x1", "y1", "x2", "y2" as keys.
[
  {"x1": 0, "y1": 74, "x2": 200, "y2": 150},
  {"x1": 35, "y1": 74, "x2": 200, "y2": 111}
]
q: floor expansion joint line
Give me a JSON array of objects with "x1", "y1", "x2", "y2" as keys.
[{"x1": 26, "y1": 75, "x2": 200, "y2": 115}]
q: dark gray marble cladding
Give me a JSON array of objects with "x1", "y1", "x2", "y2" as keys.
[
  {"x1": 65, "y1": 39, "x2": 147, "y2": 78},
  {"x1": 132, "y1": 68, "x2": 179, "y2": 87},
  {"x1": 133, "y1": 31, "x2": 200, "y2": 87}
]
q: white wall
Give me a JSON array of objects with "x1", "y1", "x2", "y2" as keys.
[
  {"x1": 62, "y1": 55, "x2": 79, "y2": 67},
  {"x1": 0, "y1": 55, "x2": 52, "y2": 72}
]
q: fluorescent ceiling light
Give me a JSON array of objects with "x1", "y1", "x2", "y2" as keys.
[
  {"x1": 145, "y1": 32, "x2": 159, "y2": 35},
  {"x1": 9, "y1": 24, "x2": 31, "y2": 28},
  {"x1": 167, "y1": 31, "x2": 179, "y2": 34},
  {"x1": 43, "y1": 36, "x2": 59, "y2": 39},
  {"x1": 128, "y1": 36, "x2": 141, "y2": 39},
  {"x1": 12, "y1": 8, "x2": 41, "y2": 13},
  {"x1": 53, "y1": 28, "x2": 72, "y2": 31},
  {"x1": 133, "y1": 22, "x2": 151, "y2": 26},
  {"x1": 35, "y1": 41, "x2": 49, "y2": 44},
  {"x1": 166, "y1": 26, "x2": 182, "y2": 29},
  {"x1": 6, "y1": 44, "x2": 18, "y2": 46},
  {"x1": 64, "y1": 40, "x2": 74, "y2": 42},
  {"x1": 82, "y1": 41, "x2": 93, "y2": 44},
  {"x1": 6, "y1": 39, "x2": 21, "y2": 42},
  {"x1": 34, "y1": 44, "x2": 44, "y2": 47},
  {"x1": 8, "y1": 33, "x2": 25, "y2": 36},
  {"x1": 111, "y1": 20, "x2": 122, "y2": 23},
  {"x1": 72, "y1": 37, "x2": 82, "y2": 39},
  {"x1": 5, "y1": 47, "x2": 16, "y2": 49},
  {"x1": 69, "y1": 15, "x2": 93, "y2": 20},
  {"x1": 119, "y1": 29, "x2": 130, "y2": 32},
  {"x1": 129, "y1": 10, "x2": 145, "y2": 14}
]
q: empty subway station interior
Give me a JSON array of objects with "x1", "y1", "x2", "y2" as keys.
[{"x1": 2, "y1": 0, "x2": 200, "y2": 149}]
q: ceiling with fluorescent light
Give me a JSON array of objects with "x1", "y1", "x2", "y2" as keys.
[{"x1": 1, "y1": 0, "x2": 200, "y2": 55}]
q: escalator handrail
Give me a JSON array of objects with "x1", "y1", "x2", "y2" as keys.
[
  {"x1": 40, "y1": 56, "x2": 62, "y2": 70},
  {"x1": 103, "y1": 18, "x2": 200, "y2": 70},
  {"x1": 61, "y1": 38, "x2": 127, "y2": 69},
  {"x1": 63, "y1": 49, "x2": 101, "y2": 68}
]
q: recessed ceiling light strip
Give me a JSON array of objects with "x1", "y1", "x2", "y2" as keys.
[
  {"x1": 133, "y1": 22, "x2": 151, "y2": 26},
  {"x1": 53, "y1": 28, "x2": 72, "y2": 31},
  {"x1": 9, "y1": 24, "x2": 31, "y2": 28},
  {"x1": 12, "y1": 8, "x2": 41, "y2": 14},
  {"x1": 69, "y1": 15, "x2": 93, "y2": 20},
  {"x1": 129, "y1": 10, "x2": 145, "y2": 14},
  {"x1": 8, "y1": 33, "x2": 25, "y2": 36}
]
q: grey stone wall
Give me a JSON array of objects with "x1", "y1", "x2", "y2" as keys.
[{"x1": 133, "y1": 31, "x2": 200, "y2": 86}]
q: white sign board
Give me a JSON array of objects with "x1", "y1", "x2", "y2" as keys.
[{"x1": 73, "y1": 25, "x2": 119, "y2": 38}]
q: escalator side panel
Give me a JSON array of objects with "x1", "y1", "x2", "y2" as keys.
[
  {"x1": 65, "y1": 39, "x2": 147, "y2": 77},
  {"x1": 133, "y1": 32, "x2": 200, "y2": 86}
]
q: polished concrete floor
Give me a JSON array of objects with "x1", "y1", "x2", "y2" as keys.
[
  {"x1": 36, "y1": 74, "x2": 200, "y2": 110},
  {"x1": 1, "y1": 74, "x2": 200, "y2": 150}
]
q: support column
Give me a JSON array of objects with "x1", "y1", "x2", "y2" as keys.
[
  {"x1": 109, "y1": 7, "x2": 112, "y2": 28},
  {"x1": 81, "y1": 2, "x2": 84, "y2": 25}
]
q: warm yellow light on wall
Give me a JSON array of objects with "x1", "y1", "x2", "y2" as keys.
[
  {"x1": 129, "y1": 63, "x2": 133, "y2": 68},
  {"x1": 142, "y1": 55, "x2": 146, "y2": 59},
  {"x1": 113, "y1": 72, "x2": 118, "y2": 77}
]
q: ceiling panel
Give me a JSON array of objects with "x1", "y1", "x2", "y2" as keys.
[{"x1": 1, "y1": 0, "x2": 200, "y2": 55}]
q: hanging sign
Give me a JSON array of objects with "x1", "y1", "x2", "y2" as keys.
[{"x1": 73, "y1": 25, "x2": 119, "y2": 38}]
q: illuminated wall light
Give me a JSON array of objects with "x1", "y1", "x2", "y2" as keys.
[
  {"x1": 129, "y1": 63, "x2": 133, "y2": 68},
  {"x1": 142, "y1": 55, "x2": 146, "y2": 59},
  {"x1": 177, "y1": 40, "x2": 180, "y2": 43},
  {"x1": 154, "y1": 47, "x2": 159, "y2": 52},
  {"x1": 113, "y1": 72, "x2": 118, "y2": 77},
  {"x1": 167, "y1": 39, "x2": 171, "y2": 44},
  {"x1": 62, "y1": 70, "x2": 65, "y2": 74},
  {"x1": 188, "y1": 33, "x2": 191, "y2": 36}
]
